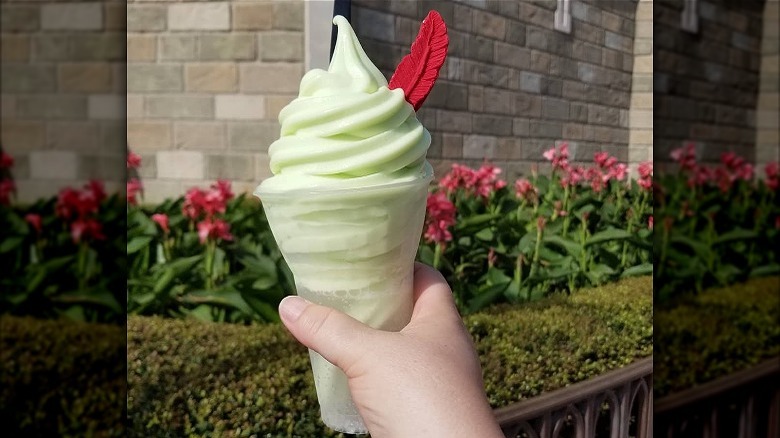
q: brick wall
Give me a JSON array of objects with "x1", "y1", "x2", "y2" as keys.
[
  {"x1": 351, "y1": 0, "x2": 640, "y2": 180},
  {"x1": 126, "y1": 0, "x2": 304, "y2": 203},
  {"x1": 756, "y1": 0, "x2": 779, "y2": 172},
  {"x1": 1, "y1": 0, "x2": 125, "y2": 202},
  {"x1": 654, "y1": 0, "x2": 764, "y2": 168}
]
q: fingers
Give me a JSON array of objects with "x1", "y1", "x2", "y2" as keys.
[
  {"x1": 279, "y1": 295, "x2": 375, "y2": 373},
  {"x1": 411, "y1": 262, "x2": 460, "y2": 321}
]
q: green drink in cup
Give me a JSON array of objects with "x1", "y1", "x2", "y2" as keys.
[{"x1": 255, "y1": 14, "x2": 447, "y2": 434}]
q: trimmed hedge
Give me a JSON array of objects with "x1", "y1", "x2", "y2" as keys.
[
  {"x1": 126, "y1": 276, "x2": 652, "y2": 437},
  {"x1": 654, "y1": 276, "x2": 780, "y2": 398},
  {"x1": 0, "y1": 316, "x2": 125, "y2": 437},
  {"x1": 1, "y1": 277, "x2": 652, "y2": 437}
]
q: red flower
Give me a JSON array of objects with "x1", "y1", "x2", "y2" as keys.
[
  {"x1": 423, "y1": 191, "x2": 456, "y2": 246},
  {"x1": 127, "y1": 178, "x2": 143, "y2": 206},
  {"x1": 439, "y1": 164, "x2": 477, "y2": 193},
  {"x1": 56, "y1": 181, "x2": 105, "y2": 220},
  {"x1": 544, "y1": 143, "x2": 570, "y2": 172},
  {"x1": 182, "y1": 180, "x2": 234, "y2": 221},
  {"x1": 70, "y1": 218, "x2": 105, "y2": 244},
  {"x1": 439, "y1": 164, "x2": 504, "y2": 199},
  {"x1": 25, "y1": 213, "x2": 42, "y2": 234},
  {"x1": 151, "y1": 213, "x2": 170, "y2": 234},
  {"x1": 0, "y1": 179, "x2": 14, "y2": 206},
  {"x1": 197, "y1": 218, "x2": 233, "y2": 244},
  {"x1": 127, "y1": 151, "x2": 142, "y2": 169},
  {"x1": 670, "y1": 142, "x2": 697, "y2": 172},
  {"x1": 648, "y1": 216, "x2": 653, "y2": 230},
  {"x1": 473, "y1": 164, "x2": 506, "y2": 199},
  {"x1": 0, "y1": 152, "x2": 13, "y2": 169},
  {"x1": 637, "y1": 162, "x2": 653, "y2": 190},
  {"x1": 608, "y1": 163, "x2": 628, "y2": 181},
  {"x1": 594, "y1": 152, "x2": 609, "y2": 168},
  {"x1": 765, "y1": 162, "x2": 778, "y2": 190}
]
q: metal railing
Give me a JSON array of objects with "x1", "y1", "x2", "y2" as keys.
[
  {"x1": 655, "y1": 357, "x2": 780, "y2": 438},
  {"x1": 494, "y1": 356, "x2": 653, "y2": 438}
]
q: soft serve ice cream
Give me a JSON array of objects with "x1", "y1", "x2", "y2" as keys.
[{"x1": 254, "y1": 13, "x2": 448, "y2": 434}]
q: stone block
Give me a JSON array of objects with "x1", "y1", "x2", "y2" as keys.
[
  {"x1": 542, "y1": 97, "x2": 569, "y2": 121},
  {"x1": 46, "y1": 121, "x2": 99, "y2": 151},
  {"x1": 126, "y1": 95, "x2": 144, "y2": 119},
  {"x1": 1, "y1": 35, "x2": 30, "y2": 62},
  {"x1": 41, "y1": 3, "x2": 102, "y2": 31},
  {"x1": 168, "y1": 2, "x2": 229, "y2": 31},
  {"x1": 572, "y1": 21, "x2": 604, "y2": 46},
  {"x1": 463, "y1": 135, "x2": 497, "y2": 159},
  {"x1": 146, "y1": 96, "x2": 213, "y2": 119},
  {"x1": 228, "y1": 121, "x2": 280, "y2": 152},
  {"x1": 127, "y1": 65, "x2": 182, "y2": 93},
  {"x1": 530, "y1": 121, "x2": 562, "y2": 139},
  {"x1": 30, "y1": 151, "x2": 78, "y2": 180},
  {"x1": 104, "y1": 3, "x2": 126, "y2": 31},
  {"x1": 573, "y1": 41, "x2": 602, "y2": 64},
  {"x1": 186, "y1": 64, "x2": 238, "y2": 92},
  {"x1": 200, "y1": 34, "x2": 256, "y2": 61},
  {"x1": 140, "y1": 180, "x2": 184, "y2": 205},
  {"x1": 563, "y1": 123, "x2": 586, "y2": 140},
  {"x1": 587, "y1": 104, "x2": 620, "y2": 126},
  {"x1": 127, "y1": 121, "x2": 172, "y2": 151},
  {"x1": 526, "y1": 27, "x2": 549, "y2": 51},
  {"x1": 436, "y1": 110, "x2": 472, "y2": 133},
  {"x1": 529, "y1": 50, "x2": 551, "y2": 74},
  {"x1": 354, "y1": 7, "x2": 395, "y2": 42},
  {"x1": 261, "y1": 32, "x2": 304, "y2": 62},
  {"x1": 57, "y1": 63, "x2": 113, "y2": 93},
  {"x1": 127, "y1": 35, "x2": 157, "y2": 62},
  {"x1": 159, "y1": 35, "x2": 198, "y2": 61},
  {"x1": 513, "y1": 117, "x2": 530, "y2": 136},
  {"x1": 127, "y1": 5, "x2": 167, "y2": 32},
  {"x1": 1, "y1": 6, "x2": 39, "y2": 31},
  {"x1": 520, "y1": 2, "x2": 554, "y2": 29},
  {"x1": 570, "y1": 102, "x2": 588, "y2": 122},
  {"x1": 0, "y1": 121, "x2": 46, "y2": 153},
  {"x1": 16, "y1": 96, "x2": 87, "y2": 119},
  {"x1": 453, "y1": 3, "x2": 473, "y2": 32},
  {"x1": 572, "y1": 1, "x2": 601, "y2": 25},
  {"x1": 240, "y1": 63, "x2": 303, "y2": 93},
  {"x1": 205, "y1": 154, "x2": 255, "y2": 180},
  {"x1": 466, "y1": 36, "x2": 494, "y2": 63},
  {"x1": 473, "y1": 115, "x2": 512, "y2": 136},
  {"x1": 483, "y1": 87, "x2": 513, "y2": 115},
  {"x1": 1, "y1": 97, "x2": 14, "y2": 119},
  {"x1": 255, "y1": 154, "x2": 273, "y2": 181},
  {"x1": 233, "y1": 3, "x2": 273, "y2": 30},
  {"x1": 273, "y1": 1, "x2": 304, "y2": 31},
  {"x1": 514, "y1": 94, "x2": 542, "y2": 118},
  {"x1": 157, "y1": 151, "x2": 204, "y2": 180},
  {"x1": 70, "y1": 34, "x2": 125, "y2": 61},
  {"x1": 266, "y1": 95, "x2": 296, "y2": 120},
  {"x1": 519, "y1": 71, "x2": 542, "y2": 94},
  {"x1": 494, "y1": 42, "x2": 530, "y2": 69},
  {"x1": 442, "y1": 133, "x2": 463, "y2": 159},
  {"x1": 99, "y1": 121, "x2": 125, "y2": 153},
  {"x1": 174, "y1": 122, "x2": 226, "y2": 150},
  {"x1": 473, "y1": 10, "x2": 506, "y2": 39},
  {"x1": 88, "y1": 95, "x2": 124, "y2": 120},
  {"x1": 634, "y1": 19, "x2": 652, "y2": 39},
  {"x1": 605, "y1": 31, "x2": 632, "y2": 53},
  {"x1": 629, "y1": 110, "x2": 653, "y2": 129},
  {"x1": 468, "y1": 85, "x2": 484, "y2": 112},
  {"x1": 215, "y1": 95, "x2": 265, "y2": 120},
  {"x1": 506, "y1": 21, "x2": 526, "y2": 46},
  {"x1": 1, "y1": 65, "x2": 56, "y2": 93}
]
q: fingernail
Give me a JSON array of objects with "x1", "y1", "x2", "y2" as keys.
[{"x1": 279, "y1": 295, "x2": 308, "y2": 322}]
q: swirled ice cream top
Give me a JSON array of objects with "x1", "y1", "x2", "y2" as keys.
[{"x1": 257, "y1": 16, "x2": 432, "y2": 193}]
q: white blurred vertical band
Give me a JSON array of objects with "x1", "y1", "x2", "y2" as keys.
[{"x1": 305, "y1": 0, "x2": 336, "y2": 72}]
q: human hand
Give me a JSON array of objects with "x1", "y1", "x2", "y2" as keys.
[{"x1": 278, "y1": 263, "x2": 505, "y2": 438}]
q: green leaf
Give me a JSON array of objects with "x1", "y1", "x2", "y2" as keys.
[
  {"x1": 467, "y1": 282, "x2": 510, "y2": 313},
  {"x1": 585, "y1": 229, "x2": 633, "y2": 247},
  {"x1": 543, "y1": 235, "x2": 582, "y2": 258},
  {"x1": 750, "y1": 264, "x2": 780, "y2": 277},
  {"x1": 0, "y1": 237, "x2": 24, "y2": 253},
  {"x1": 239, "y1": 254, "x2": 278, "y2": 290},
  {"x1": 188, "y1": 304, "x2": 215, "y2": 322},
  {"x1": 713, "y1": 228, "x2": 757, "y2": 245},
  {"x1": 242, "y1": 291, "x2": 281, "y2": 323},
  {"x1": 620, "y1": 263, "x2": 653, "y2": 278},
  {"x1": 475, "y1": 228, "x2": 494, "y2": 242},
  {"x1": 183, "y1": 290, "x2": 255, "y2": 318},
  {"x1": 53, "y1": 290, "x2": 123, "y2": 314},
  {"x1": 127, "y1": 236, "x2": 153, "y2": 254},
  {"x1": 670, "y1": 235, "x2": 710, "y2": 260},
  {"x1": 456, "y1": 213, "x2": 500, "y2": 231},
  {"x1": 153, "y1": 269, "x2": 176, "y2": 294}
]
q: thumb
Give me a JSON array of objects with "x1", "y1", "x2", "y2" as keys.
[{"x1": 279, "y1": 295, "x2": 375, "y2": 372}]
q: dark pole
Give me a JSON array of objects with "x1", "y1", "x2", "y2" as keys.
[{"x1": 330, "y1": 0, "x2": 351, "y2": 61}]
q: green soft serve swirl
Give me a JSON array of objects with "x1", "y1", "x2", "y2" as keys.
[{"x1": 257, "y1": 16, "x2": 432, "y2": 193}]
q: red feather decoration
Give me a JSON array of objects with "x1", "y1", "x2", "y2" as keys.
[{"x1": 388, "y1": 10, "x2": 449, "y2": 111}]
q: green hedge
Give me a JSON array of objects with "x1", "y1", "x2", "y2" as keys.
[
  {"x1": 654, "y1": 276, "x2": 780, "y2": 398},
  {"x1": 1, "y1": 276, "x2": 652, "y2": 437},
  {"x1": 0, "y1": 316, "x2": 125, "y2": 437}
]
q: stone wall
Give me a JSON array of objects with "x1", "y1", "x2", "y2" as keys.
[
  {"x1": 352, "y1": 0, "x2": 640, "y2": 180},
  {"x1": 126, "y1": 0, "x2": 304, "y2": 203},
  {"x1": 628, "y1": 0, "x2": 653, "y2": 166},
  {"x1": 756, "y1": 0, "x2": 779, "y2": 172},
  {"x1": 1, "y1": 0, "x2": 125, "y2": 202},
  {"x1": 654, "y1": 0, "x2": 765, "y2": 168}
]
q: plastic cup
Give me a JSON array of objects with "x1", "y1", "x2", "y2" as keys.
[{"x1": 255, "y1": 171, "x2": 432, "y2": 434}]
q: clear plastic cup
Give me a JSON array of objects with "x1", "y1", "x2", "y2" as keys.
[{"x1": 255, "y1": 172, "x2": 432, "y2": 434}]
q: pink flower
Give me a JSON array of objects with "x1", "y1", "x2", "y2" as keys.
[
  {"x1": 197, "y1": 218, "x2": 233, "y2": 244},
  {"x1": 439, "y1": 163, "x2": 505, "y2": 200},
  {"x1": 127, "y1": 151, "x2": 142, "y2": 169},
  {"x1": 670, "y1": 142, "x2": 697, "y2": 172},
  {"x1": 553, "y1": 200, "x2": 567, "y2": 217},
  {"x1": 543, "y1": 143, "x2": 571, "y2": 173},
  {"x1": 423, "y1": 192, "x2": 456, "y2": 247},
  {"x1": 439, "y1": 164, "x2": 477, "y2": 193},
  {"x1": 608, "y1": 163, "x2": 628, "y2": 181},
  {"x1": 0, "y1": 179, "x2": 14, "y2": 206},
  {"x1": 25, "y1": 213, "x2": 42, "y2": 234},
  {"x1": 182, "y1": 180, "x2": 234, "y2": 221},
  {"x1": 473, "y1": 164, "x2": 506, "y2": 199},
  {"x1": 0, "y1": 152, "x2": 13, "y2": 169},
  {"x1": 127, "y1": 178, "x2": 143, "y2": 206},
  {"x1": 514, "y1": 178, "x2": 537, "y2": 201},
  {"x1": 488, "y1": 247, "x2": 497, "y2": 267},
  {"x1": 594, "y1": 152, "x2": 609, "y2": 167},
  {"x1": 735, "y1": 163, "x2": 753, "y2": 181},
  {"x1": 637, "y1": 162, "x2": 653, "y2": 190},
  {"x1": 70, "y1": 218, "x2": 105, "y2": 244},
  {"x1": 151, "y1": 213, "x2": 169, "y2": 234},
  {"x1": 648, "y1": 216, "x2": 653, "y2": 230},
  {"x1": 56, "y1": 181, "x2": 106, "y2": 220},
  {"x1": 542, "y1": 148, "x2": 556, "y2": 161}
]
